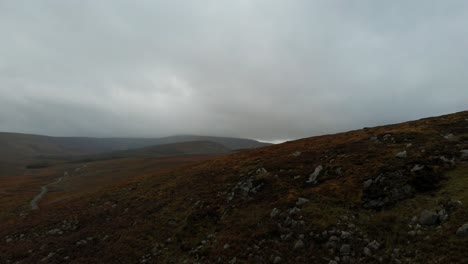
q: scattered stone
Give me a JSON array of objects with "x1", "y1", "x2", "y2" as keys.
[
  {"x1": 408, "y1": 231, "x2": 416, "y2": 237},
  {"x1": 273, "y1": 256, "x2": 282, "y2": 263},
  {"x1": 396, "y1": 151, "x2": 407, "y2": 158},
  {"x1": 223, "y1": 243, "x2": 230, "y2": 250},
  {"x1": 256, "y1": 168, "x2": 268, "y2": 174},
  {"x1": 340, "y1": 244, "x2": 351, "y2": 255},
  {"x1": 411, "y1": 164, "x2": 424, "y2": 172},
  {"x1": 5, "y1": 238, "x2": 12, "y2": 243},
  {"x1": 460, "y1": 150, "x2": 468, "y2": 160},
  {"x1": 294, "y1": 239, "x2": 305, "y2": 250},
  {"x1": 270, "y1": 208, "x2": 280, "y2": 218},
  {"x1": 340, "y1": 231, "x2": 351, "y2": 240},
  {"x1": 368, "y1": 240, "x2": 380, "y2": 250},
  {"x1": 363, "y1": 247, "x2": 372, "y2": 256},
  {"x1": 440, "y1": 156, "x2": 455, "y2": 166},
  {"x1": 288, "y1": 207, "x2": 301, "y2": 215},
  {"x1": 76, "y1": 240, "x2": 88, "y2": 246},
  {"x1": 293, "y1": 175, "x2": 301, "y2": 180},
  {"x1": 456, "y1": 223, "x2": 468, "y2": 237},
  {"x1": 335, "y1": 167, "x2": 342, "y2": 176},
  {"x1": 329, "y1": 261, "x2": 338, "y2": 264},
  {"x1": 307, "y1": 165, "x2": 323, "y2": 183},
  {"x1": 419, "y1": 210, "x2": 439, "y2": 226},
  {"x1": 383, "y1": 134, "x2": 392, "y2": 140},
  {"x1": 438, "y1": 209, "x2": 448, "y2": 223},
  {"x1": 296, "y1": 198, "x2": 309, "y2": 206},
  {"x1": 47, "y1": 229, "x2": 63, "y2": 236},
  {"x1": 291, "y1": 151, "x2": 301, "y2": 157},
  {"x1": 443, "y1": 133, "x2": 454, "y2": 139},
  {"x1": 363, "y1": 179, "x2": 373, "y2": 189},
  {"x1": 41, "y1": 252, "x2": 55, "y2": 262}
]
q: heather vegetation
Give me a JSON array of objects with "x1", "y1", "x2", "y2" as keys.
[{"x1": 1, "y1": 111, "x2": 467, "y2": 263}]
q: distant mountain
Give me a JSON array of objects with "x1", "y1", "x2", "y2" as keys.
[
  {"x1": 0, "y1": 132, "x2": 269, "y2": 176},
  {"x1": 0, "y1": 133, "x2": 269, "y2": 160},
  {"x1": 152, "y1": 135, "x2": 271, "y2": 150},
  {"x1": 81, "y1": 141, "x2": 232, "y2": 160}
]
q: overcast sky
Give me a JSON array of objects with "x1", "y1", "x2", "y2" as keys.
[{"x1": 1, "y1": 1, "x2": 467, "y2": 142}]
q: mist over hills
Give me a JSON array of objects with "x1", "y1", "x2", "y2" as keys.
[
  {"x1": 0, "y1": 132, "x2": 269, "y2": 159},
  {"x1": 0, "y1": 132, "x2": 269, "y2": 176}
]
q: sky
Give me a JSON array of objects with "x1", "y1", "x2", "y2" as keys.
[{"x1": 1, "y1": 1, "x2": 467, "y2": 142}]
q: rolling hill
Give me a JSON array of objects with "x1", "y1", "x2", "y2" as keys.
[
  {"x1": 0, "y1": 133, "x2": 269, "y2": 176},
  {"x1": 77, "y1": 141, "x2": 233, "y2": 161},
  {"x1": 1, "y1": 111, "x2": 467, "y2": 263}
]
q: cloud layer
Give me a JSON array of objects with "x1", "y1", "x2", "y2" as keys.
[{"x1": 1, "y1": 1, "x2": 467, "y2": 141}]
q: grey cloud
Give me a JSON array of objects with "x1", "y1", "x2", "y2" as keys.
[{"x1": 0, "y1": 1, "x2": 467, "y2": 141}]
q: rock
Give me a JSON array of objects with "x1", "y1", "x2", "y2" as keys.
[
  {"x1": 443, "y1": 133, "x2": 454, "y2": 139},
  {"x1": 307, "y1": 165, "x2": 323, "y2": 183},
  {"x1": 329, "y1": 261, "x2": 338, "y2": 264},
  {"x1": 411, "y1": 164, "x2": 424, "y2": 172},
  {"x1": 370, "y1": 136, "x2": 378, "y2": 141},
  {"x1": 291, "y1": 151, "x2": 301, "y2": 157},
  {"x1": 363, "y1": 179, "x2": 373, "y2": 189},
  {"x1": 296, "y1": 198, "x2": 309, "y2": 206},
  {"x1": 396, "y1": 151, "x2": 407, "y2": 158},
  {"x1": 340, "y1": 231, "x2": 351, "y2": 240},
  {"x1": 368, "y1": 240, "x2": 380, "y2": 250},
  {"x1": 294, "y1": 239, "x2": 305, "y2": 250},
  {"x1": 281, "y1": 232, "x2": 293, "y2": 241},
  {"x1": 41, "y1": 252, "x2": 55, "y2": 262},
  {"x1": 288, "y1": 207, "x2": 301, "y2": 215},
  {"x1": 5, "y1": 238, "x2": 12, "y2": 243},
  {"x1": 460, "y1": 149, "x2": 468, "y2": 160},
  {"x1": 273, "y1": 256, "x2": 282, "y2": 263},
  {"x1": 440, "y1": 156, "x2": 455, "y2": 166},
  {"x1": 419, "y1": 210, "x2": 439, "y2": 226},
  {"x1": 335, "y1": 167, "x2": 342, "y2": 176},
  {"x1": 340, "y1": 244, "x2": 351, "y2": 255},
  {"x1": 256, "y1": 168, "x2": 268, "y2": 174},
  {"x1": 47, "y1": 229, "x2": 63, "y2": 235},
  {"x1": 229, "y1": 257, "x2": 237, "y2": 264},
  {"x1": 456, "y1": 223, "x2": 468, "y2": 237},
  {"x1": 363, "y1": 247, "x2": 372, "y2": 256},
  {"x1": 437, "y1": 209, "x2": 448, "y2": 223},
  {"x1": 223, "y1": 244, "x2": 230, "y2": 250},
  {"x1": 270, "y1": 208, "x2": 280, "y2": 218}
]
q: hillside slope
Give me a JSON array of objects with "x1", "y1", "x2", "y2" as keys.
[{"x1": 1, "y1": 111, "x2": 467, "y2": 263}]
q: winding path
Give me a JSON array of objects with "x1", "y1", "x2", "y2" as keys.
[{"x1": 30, "y1": 175, "x2": 65, "y2": 210}]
